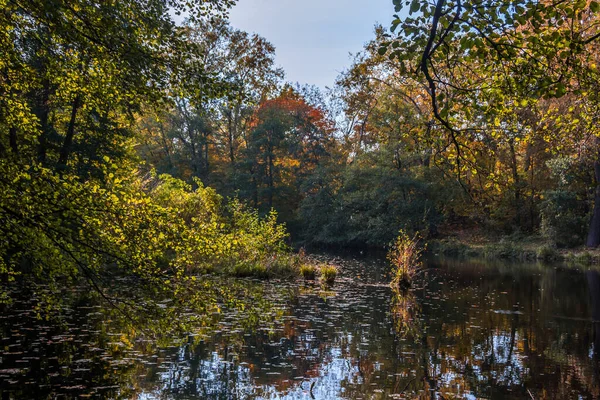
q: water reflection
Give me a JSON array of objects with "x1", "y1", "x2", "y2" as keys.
[
  {"x1": 2, "y1": 256, "x2": 600, "y2": 399},
  {"x1": 391, "y1": 288, "x2": 421, "y2": 340}
]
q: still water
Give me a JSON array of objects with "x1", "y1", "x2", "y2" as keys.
[{"x1": 1, "y1": 255, "x2": 600, "y2": 399}]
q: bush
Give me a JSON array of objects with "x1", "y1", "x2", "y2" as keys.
[
  {"x1": 539, "y1": 190, "x2": 588, "y2": 248},
  {"x1": 388, "y1": 231, "x2": 423, "y2": 289},
  {"x1": 575, "y1": 251, "x2": 594, "y2": 265},
  {"x1": 428, "y1": 239, "x2": 471, "y2": 256},
  {"x1": 231, "y1": 262, "x2": 269, "y2": 278},
  {"x1": 150, "y1": 175, "x2": 296, "y2": 278},
  {"x1": 298, "y1": 156, "x2": 442, "y2": 248},
  {"x1": 482, "y1": 240, "x2": 537, "y2": 260},
  {"x1": 536, "y1": 244, "x2": 559, "y2": 261},
  {"x1": 300, "y1": 264, "x2": 317, "y2": 280},
  {"x1": 320, "y1": 265, "x2": 338, "y2": 286}
]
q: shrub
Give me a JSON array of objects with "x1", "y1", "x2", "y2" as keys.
[
  {"x1": 231, "y1": 262, "x2": 269, "y2": 278},
  {"x1": 428, "y1": 239, "x2": 470, "y2": 256},
  {"x1": 298, "y1": 158, "x2": 442, "y2": 248},
  {"x1": 264, "y1": 253, "x2": 301, "y2": 278},
  {"x1": 388, "y1": 231, "x2": 423, "y2": 289},
  {"x1": 536, "y1": 244, "x2": 559, "y2": 261},
  {"x1": 300, "y1": 264, "x2": 317, "y2": 280},
  {"x1": 576, "y1": 251, "x2": 593, "y2": 265},
  {"x1": 320, "y1": 265, "x2": 338, "y2": 286},
  {"x1": 539, "y1": 190, "x2": 588, "y2": 248},
  {"x1": 482, "y1": 240, "x2": 537, "y2": 260},
  {"x1": 150, "y1": 175, "x2": 295, "y2": 278}
]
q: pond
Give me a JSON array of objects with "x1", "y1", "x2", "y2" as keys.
[{"x1": 1, "y1": 254, "x2": 600, "y2": 399}]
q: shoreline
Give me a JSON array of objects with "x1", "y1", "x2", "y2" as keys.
[{"x1": 428, "y1": 236, "x2": 600, "y2": 266}]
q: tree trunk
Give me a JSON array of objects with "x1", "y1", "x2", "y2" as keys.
[
  {"x1": 9, "y1": 127, "x2": 17, "y2": 154},
  {"x1": 267, "y1": 136, "x2": 274, "y2": 209},
  {"x1": 587, "y1": 155, "x2": 600, "y2": 247},
  {"x1": 37, "y1": 82, "x2": 51, "y2": 163},
  {"x1": 228, "y1": 113, "x2": 236, "y2": 165},
  {"x1": 190, "y1": 137, "x2": 199, "y2": 175},
  {"x1": 509, "y1": 138, "x2": 521, "y2": 228},
  {"x1": 158, "y1": 123, "x2": 173, "y2": 169},
  {"x1": 251, "y1": 167, "x2": 258, "y2": 208},
  {"x1": 58, "y1": 95, "x2": 82, "y2": 167},
  {"x1": 203, "y1": 133, "x2": 209, "y2": 176}
]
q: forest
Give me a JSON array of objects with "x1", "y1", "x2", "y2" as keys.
[
  {"x1": 4, "y1": 1, "x2": 600, "y2": 399},
  {"x1": 2, "y1": 0, "x2": 600, "y2": 301}
]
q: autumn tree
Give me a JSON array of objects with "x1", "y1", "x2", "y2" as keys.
[
  {"x1": 239, "y1": 88, "x2": 336, "y2": 227},
  {"x1": 382, "y1": 0, "x2": 600, "y2": 244},
  {"x1": 296, "y1": 32, "x2": 444, "y2": 247},
  {"x1": 137, "y1": 18, "x2": 283, "y2": 190}
]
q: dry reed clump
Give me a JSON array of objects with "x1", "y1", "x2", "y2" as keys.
[
  {"x1": 299, "y1": 264, "x2": 317, "y2": 280},
  {"x1": 320, "y1": 264, "x2": 338, "y2": 286},
  {"x1": 388, "y1": 230, "x2": 423, "y2": 290}
]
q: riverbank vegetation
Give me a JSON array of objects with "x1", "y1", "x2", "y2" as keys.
[
  {"x1": 388, "y1": 231, "x2": 423, "y2": 289},
  {"x1": 3, "y1": 0, "x2": 600, "y2": 313},
  {"x1": 430, "y1": 235, "x2": 600, "y2": 266},
  {"x1": 319, "y1": 264, "x2": 338, "y2": 287},
  {"x1": 0, "y1": 0, "x2": 302, "y2": 313}
]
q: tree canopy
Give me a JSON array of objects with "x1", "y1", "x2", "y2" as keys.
[{"x1": 4, "y1": 0, "x2": 600, "y2": 320}]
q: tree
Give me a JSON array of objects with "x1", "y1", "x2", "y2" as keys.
[
  {"x1": 239, "y1": 88, "x2": 336, "y2": 227},
  {"x1": 1, "y1": 0, "x2": 235, "y2": 168},
  {"x1": 0, "y1": 0, "x2": 247, "y2": 307},
  {"x1": 384, "y1": 0, "x2": 600, "y2": 244},
  {"x1": 136, "y1": 18, "x2": 284, "y2": 193}
]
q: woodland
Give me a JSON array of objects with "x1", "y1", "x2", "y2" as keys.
[{"x1": 2, "y1": 0, "x2": 600, "y2": 309}]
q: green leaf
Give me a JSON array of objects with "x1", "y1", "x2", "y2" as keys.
[
  {"x1": 555, "y1": 83, "x2": 567, "y2": 97},
  {"x1": 409, "y1": 0, "x2": 420, "y2": 15}
]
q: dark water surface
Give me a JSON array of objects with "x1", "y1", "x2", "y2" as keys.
[{"x1": 2, "y1": 255, "x2": 600, "y2": 399}]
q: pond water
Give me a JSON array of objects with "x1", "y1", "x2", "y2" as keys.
[{"x1": 1, "y1": 255, "x2": 600, "y2": 399}]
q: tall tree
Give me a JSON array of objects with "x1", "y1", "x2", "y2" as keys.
[
  {"x1": 136, "y1": 18, "x2": 283, "y2": 190},
  {"x1": 241, "y1": 88, "x2": 336, "y2": 224},
  {"x1": 0, "y1": 0, "x2": 237, "y2": 301}
]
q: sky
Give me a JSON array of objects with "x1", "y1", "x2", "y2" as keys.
[{"x1": 228, "y1": 0, "x2": 396, "y2": 89}]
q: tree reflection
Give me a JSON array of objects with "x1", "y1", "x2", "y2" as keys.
[{"x1": 3, "y1": 257, "x2": 600, "y2": 399}]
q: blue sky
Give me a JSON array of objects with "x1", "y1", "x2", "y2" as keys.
[{"x1": 228, "y1": 0, "x2": 396, "y2": 89}]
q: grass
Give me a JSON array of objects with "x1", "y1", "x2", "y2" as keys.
[
  {"x1": 229, "y1": 253, "x2": 301, "y2": 279},
  {"x1": 428, "y1": 230, "x2": 600, "y2": 266},
  {"x1": 482, "y1": 241, "x2": 537, "y2": 260},
  {"x1": 320, "y1": 265, "x2": 338, "y2": 286},
  {"x1": 536, "y1": 244, "x2": 559, "y2": 261},
  {"x1": 564, "y1": 250, "x2": 600, "y2": 267},
  {"x1": 299, "y1": 264, "x2": 317, "y2": 280},
  {"x1": 427, "y1": 238, "x2": 477, "y2": 257},
  {"x1": 575, "y1": 251, "x2": 593, "y2": 264},
  {"x1": 231, "y1": 262, "x2": 270, "y2": 278},
  {"x1": 388, "y1": 231, "x2": 422, "y2": 290},
  {"x1": 225, "y1": 248, "x2": 346, "y2": 284}
]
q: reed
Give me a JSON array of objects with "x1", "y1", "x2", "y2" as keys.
[
  {"x1": 320, "y1": 264, "x2": 338, "y2": 286},
  {"x1": 300, "y1": 264, "x2": 317, "y2": 280},
  {"x1": 388, "y1": 230, "x2": 422, "y2": 289}
]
